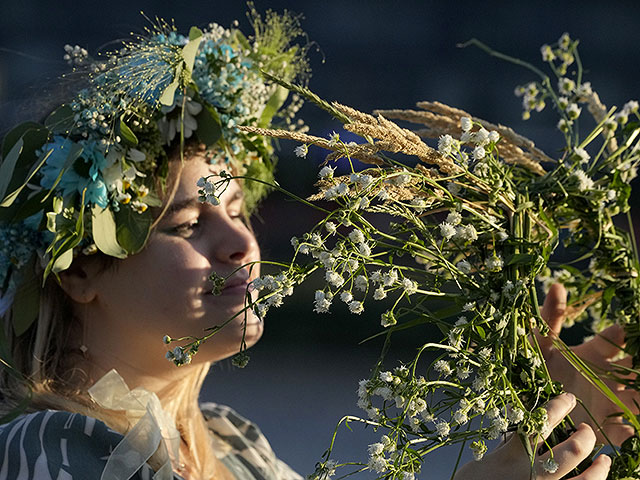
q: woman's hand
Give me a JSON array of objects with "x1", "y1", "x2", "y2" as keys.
[
  {"x1": 454, "y1": 393, "x2": 611, "y2": 480},
  {"x1": 539, "y1": 284, "x2": 639, "y2": 445}
]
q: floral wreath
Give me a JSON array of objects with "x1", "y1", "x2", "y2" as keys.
[{"x1": 0, "y1": 7, "x2": 309, "y2": 337}]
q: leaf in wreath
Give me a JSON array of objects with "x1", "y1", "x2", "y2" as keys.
[
  {"x1": 258, "y1": 84, "x2": 289, "y2": 128},
  {"x1": 115, "y1": 206, "x2": 153, "y2": 254},
  {"x1": 51, "y1": 247, "x2": 74, "y2": 274},
  {"x1": 11, "y1": 263, "x2": 40, "y2": 336},
  {"x1": 44, "y1": 105, "x2": 75, "y2": 134},
  {"x1": 0, "y1": 148, "x2": 53, "y2": 208},
  {"x1": 195, "y1": 105, "x2": 222, "y2": 147},
  {"x1": 183, "y1": 27, "x2": 203, "y2": 75},
  {"x1": 92, "y1": 204, "x2": 128, "y2": 258},
  {"x1": 0, "y1": 138, "x2": 23, "y2": 203},
  {"x1": 159, "y1": 64, "x2": 183, "y2": 107},
  {"x1": 117, "y1": 118, "x2": 138, "y2": 147}
]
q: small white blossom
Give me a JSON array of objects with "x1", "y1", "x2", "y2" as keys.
[
  {"x1": 508, "y1": 407, "x2": 525, "y2": 425},
  {"x1": 402, "y1": 278, "x2": 418, "y2": 295},
  {"x1": 349, "y1": 229, "x2": 365, "y2": 244},
  {"x1": 325, "y1": 221, "x2": 337, "y2": 234},
  {"x1": 438, "y1": 134, "x2": 455, "y2": 154},
  {"x1": 294, "y1": 144, "x2": 308, "y2": 158},
  {"x1": 314, "y1": 290, "x2": 332, "y2": 313},
  {"x1": 373, "y1": 286, "x2": 387, "y2": 300},
  {"x1": 456, "y1": 224, "x2": 478, "y2": 242},
  {"x1": 348, "y1": 300, "x2": 364, "y2": 314},
  {"x1": 355, "y1": 275, "x2": 368, "y2": 292},
  {"x1": 557, "y1": 118, "x2": 573, "y2": 133},
  {"x1": 456, "y1": 260, "x2": 472, "y2": 274},
  {"x1": 460, "y1": 117, "x2": 473, "y2": 132},
  {"x1": 470, "y1": 441, "x2": 488, "y2": 461},
  {"x1": 474, "y1": 128, "x2": 490, "y2": 146},
  {"x1": 463, "y1": 302, "x2": 475, "y2": 311},
  {"x1": 440, "y1": 222, "x2": 457, "y2": 241},
  {"x1": 379, "y1": 371, "x2": 393, "y2": 382},
  {"x1": 382, "y1": 270, "x2": 398, "y2": 286},
  {"x1": 358, "y1": 243, "x2": 372, "y2": 257},
  {"x1": 318, "y1": 165, "x2": 335, "y2": 180},
  {"x1": 340, "y1": 291, "x2": 353, "y2": 303},
  {"x1": 434, "y1": 420, "x2": 450, "y2": 439},
  {"x1": 566, "y1": 103, "x2": 581, "y2": 120},
  {"x1": 434, "y1": 360, "x2": 452, "y2": 377},
  {"x1": 540, "y1": 44, "x2": 555, "y2": 62},
  {"x1": 558, "y1": 96, "x2": 569, "y2": 110},
  {"x1": 446, "y1": 211, "x2": 462, "y2": 225},
  {"x1": 541, "y1": 458, "x2": 559, "y2": 474},
  {"x1": 623, "y1": 100, "x2": 639, "y2": 114},
  {"x1": 380, "y1": 311, "x2": 396, "y2": 327},
  {"x1": 572, "y1": 169, "x2": 595, "y2": 191},
  {"x1": 328, "y1": 131, "x2": 340, "y2": 147},
  {"x1": 488, "y1": 130, "x2": 500, "y2": 143},
  {"x1": 453, "y1": 409, "x2": 468, "y2": 425},
  {"x1": 558, "y1": 77, "x2": 575, "y2": 95},
  {"x1": 485, "y1": 255, "x2": 504, "y2": 272}
]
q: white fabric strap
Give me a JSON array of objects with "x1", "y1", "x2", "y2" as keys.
[{"x1": 88, "y1": 369, "x2": 180, "y2": 480}]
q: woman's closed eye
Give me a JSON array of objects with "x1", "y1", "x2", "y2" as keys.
[{"x1": 171, "y1": 219, "x2": 201, "y2": 238}]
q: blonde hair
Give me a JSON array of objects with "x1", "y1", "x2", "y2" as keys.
[{"x1": 0, "y1": 144, "x2": 238, "y2": 479}]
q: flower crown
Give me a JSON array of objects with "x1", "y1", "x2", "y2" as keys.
[{"x1": 0, "y1": 8, "x2": 309, "y2": 334}]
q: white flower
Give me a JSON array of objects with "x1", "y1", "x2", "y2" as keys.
[
  {"x1": 623, "y1": 100, "x2": 639, "y2": 114},
  {"x1": 456, "y1": 224, "x2": 478, "y2": 242},
  {"x1": 266, "y1": 293, "x2": 284, "y2": 307},
  {"x1": 382, "y1": 270, "x2": 398, "y2": 286},
  {"x1": 368, "y1": 442, "x2": 385, "y2": 456},
  {"x1": 457, "y1": 365, "x2": 471, "y2": 380},
  {"x1": 541, "y1": 458, "x2": 559, "y2": 474},
  {"x1": 294, "y1": 144, "x2": 308, "y2": 158},
  {"x1": 434, "y1": 360, "x2": 452, "y2": 377},
  {"x1": 463, "y1": 302, "x2": 475, "y2": 311},
  {"x1": 377, "y1": 188, "x2": 389, "y2": 201},
  {"x1": 325, "y1": 221, "x2": 337, "y2": 234},
  {"x1": 328, "y1": 131, "x2": 340, "y2": 147},
  {"x1": 566, "y1": 103, "x2": 581, "y2": 120},
  {"x1": 340, "y1": 291, "x2": 353, "y2": 303},
  {"x1": 474, "y1": 128, "x2": 490, "y2": 146},
  {"x1": 355, "y1": 275, "x2": 368, "y2": 292},
  {"x1": 472, "y1": 376, "x2": 486, "y2": 392},
  {"x1": 402, "y1": 278, "x2": 418, "y2": 295},
  {"x1": 358, "y1": 243, "x2": 371, "y2": 256},
  {"x1": 336, "y1": 183, "x2": 349, "y2": 195},
  {"x1": 379, "y1": 371, "x2": 393, "y2": 382},
  {"x1": 313, "y1": 290, "x2": 332, "y2": 313},
  {"x1": 607, "y1": 189, "x2": 617, "y2": 201},
  {"x1": 558, "y1": 77, "x2": 575, "y2": 95},
  {"x1": 557, "y1": 118, "x2": 573, "y2": 133},
  {"x1": 380, "y1": 311, "x2": 396, "y2": 327},
  {"x1": 373, "y1": 286, "x2": 387, "y2": 300},
  {"x1": 438, "y1": 134, "x2": 455, "y2": 154},
  {"x1": 558, "y1": 96, "x2": 569, "y2": 110},
  {"x1": 485, "y1": 255, "x2": 504, "y2": 272},
  {"x1": 434, "y1": 420, "x2": 450, "y2": 439},
  {"x1": 488, "y1": 130, "x2": 500, "y2": 143},
  {"x1": 446, "y1": 211, "x2": 462, "y2": 225},
  {"x1": 456, "y1": 260, "x2": 472, "y2": 274},
  {"x1": 460, "y1": 117, "x2": 473, "y2": 132},
  {"x1": 440, "y1": 222, "x2": 457, "y2": 241},
  {"x1": 508, "y1": 407, "x2": 525, "y2": 425},
  {"x1": 470, "y1": 441, "x2": 487, "y2": 461},
  {"x1": 349, "y1": 229, "x2": 365, "y2": 244},
  {"x1": 576, "y1": 82, "x2": 593, "y2": 100},
  {"x1": 497, "y1": 231, "x2": 509, "y2": 242},
  {"x1": 455, "y1": 316, "x2": 467, "y2": 326},
  {"x1": 348, "y1": 300, "x2": 364, "y2": 314},
  {"x1": 540, "y1": 44, "x2": 555, "y2": 62},
  {"x1": 447, "y1": 182, "x2": 461, "y2": 195},
  {"x1": 453, "y1": 409, "x2": 468, "y2": 425},
  {"x1": 325, "y1": 270, "x2": 344, "y2": 287},
  {"x1": 571, "y1": 169, "x2": 595, "y2": 191},
  {"x1": 318, "y1": 165, "x2": 335, "y2": 180}
]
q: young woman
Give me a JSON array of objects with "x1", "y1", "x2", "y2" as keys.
[{"x1": 0, "y1": 11, "x2": 626, "y2": 480}]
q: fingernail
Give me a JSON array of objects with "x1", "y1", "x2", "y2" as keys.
[
  {"x1": 601, "y1": 454, "x2": 612, "y2": 467},
  {"x1": 564, "y1": 392, "x2": 576, "y2": 405}
]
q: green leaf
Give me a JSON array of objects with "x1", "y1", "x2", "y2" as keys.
[
  {"x1": 195, "y1": 105, "x2": 223, "y2": 146},
  {"x1": 258, "y1": 84, "x2": 289, "y2": 127},
  {"x1": 507, "y1": 253, "x2": 535, "y2": 266},
  {"x1": 182, "y1": 29, "x2": 204, "y2": 74},
  {"x1": 117, "y1": 118, "x2": 138, "y2": 146},
  {"x1": 2, "y1": 122, "x2": 45, "y2": 159},
  {"x1": 92, "y1": 205, "x2": 128, "y2": 258},
  {"x1": 44, "y1": 105, "x2": 75, "y2": 134},
  {"x1": 11, "y1": 266, "x2": 40, "y2": 336},
  {"x1": 0, "y1": 138, "x2": 23, "y2": 202},
  {"x1": 159, "y1": 64, "x2": 183, "y2": 107},
  {"x1": 51, "y1": 248, "x2": 73, "y2": 273},
  {"x1": 0, "y1": 148, "x2": 52, "y2": 208},
  {"x1": 115, "y1": 206, "x2": 153, "y2": 254}
]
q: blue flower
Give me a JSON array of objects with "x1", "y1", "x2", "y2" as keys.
[{"x1": 39, "y1": 136, "x2": 109, "y2": 208}]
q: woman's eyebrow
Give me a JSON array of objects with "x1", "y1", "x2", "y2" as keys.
[{"x1": 164, "y1": 197, "x2": 201, "y2": 216}]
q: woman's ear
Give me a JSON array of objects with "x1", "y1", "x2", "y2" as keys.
[{"x1": 58, "y1": 259, "x2": 103, "y2": 304}]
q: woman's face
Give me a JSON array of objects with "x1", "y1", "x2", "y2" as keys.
[{"x1": 83, "y1": 155, "x2": 262, "y2": 379}]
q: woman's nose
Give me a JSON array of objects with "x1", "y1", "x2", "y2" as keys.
[{"x1": 212, "y1": 214, "x2": 259, "y2": 265}]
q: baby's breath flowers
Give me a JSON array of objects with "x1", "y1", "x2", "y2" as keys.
[{"x1": 179, "y1": 34, "x2": 640, "y2": 480}]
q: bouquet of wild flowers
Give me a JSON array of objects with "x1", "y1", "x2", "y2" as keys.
[{"x1": 169, "y1": 33, "x2": 640, "y2": 479}]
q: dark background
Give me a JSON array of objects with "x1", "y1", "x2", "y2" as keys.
[{"x1": 2, "y1": 1, "x2": 640, "y2": 477}]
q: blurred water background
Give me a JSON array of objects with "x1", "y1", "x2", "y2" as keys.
[{"x1": 2, "y1": 1, "x2": 640, "y2": 477}]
